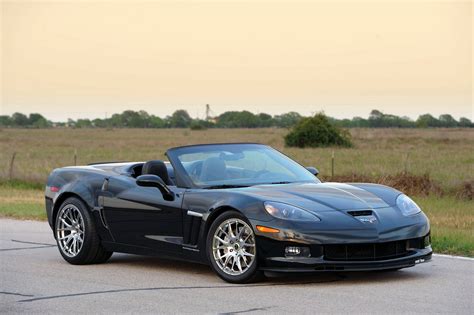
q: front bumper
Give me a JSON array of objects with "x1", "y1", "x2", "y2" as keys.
[
  {"x1": 256, "y1": 232, "x2": 432, "y2": 272},
  {"x1": 260, "y1": 248, "x2": 432, "y2": 272}
]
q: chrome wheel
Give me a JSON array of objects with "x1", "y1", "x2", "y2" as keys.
[
  {"x1": 212, "y1": 218, "x2": 256, "y2": 276},
  {"x1": 56, "y1": 204, "x2": 84, "y2": 258}
]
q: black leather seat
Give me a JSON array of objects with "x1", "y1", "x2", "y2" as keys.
[{"x1": 142, "y1": 160, "x2": 173, "y2": 185}]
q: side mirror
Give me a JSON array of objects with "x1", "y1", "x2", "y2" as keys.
[
  {"x1": 136, "y1": 175, "x2": 175, "y2": 201},
  {"x1": 306, "y1": 167, "x2": 319, "y2": 176}
]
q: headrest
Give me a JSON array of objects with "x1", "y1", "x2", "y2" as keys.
[{"x1": 142, "y1": 160, "x2": 172, "y2": 185}]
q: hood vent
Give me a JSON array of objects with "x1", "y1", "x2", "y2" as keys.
[{"x1": 347, "y1": 210, "x2": 373, "y2": 217}]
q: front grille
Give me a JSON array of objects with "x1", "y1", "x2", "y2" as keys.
[{"x1": 324, "y1": 239, "x2": 417, "y2": 261}]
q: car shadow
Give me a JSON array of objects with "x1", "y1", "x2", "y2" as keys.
[{"x1": 107, "y1": 253, "x2": 430, "y2": 286}]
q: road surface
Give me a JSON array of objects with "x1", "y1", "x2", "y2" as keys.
[{"x1": 1, "y1": 219, "x2": 473, "y2": 314}]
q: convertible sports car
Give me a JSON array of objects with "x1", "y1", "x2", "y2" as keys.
[{"x1": 45, "y1": 143, "x2": 431, "y2": 283}]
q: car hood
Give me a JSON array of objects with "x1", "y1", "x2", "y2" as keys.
[{"x1": 238, "y1": 182, "x2": 397, "y2": 212}]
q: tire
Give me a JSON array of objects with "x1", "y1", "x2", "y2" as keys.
[
  {"x1": 206, "y1": 211, "x2": 264, "y2": 283},
  {"x1": 54, "y1": 197, "x2": 112, "y2": 265}
]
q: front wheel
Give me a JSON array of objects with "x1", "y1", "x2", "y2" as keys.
[
  {"x1": 207, "y1": 211, "x2": 264, "y2": 283},
  {"x1": 55, "y1": 197, "x2": 112, "y2": 265}
]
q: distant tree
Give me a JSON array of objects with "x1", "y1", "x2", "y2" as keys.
[
  {"x1": 28, "y1": 113, "x2": 50, "y2": 128},
  {"x1": 11, "y1": 112, "x2": 29, "y2": 126},
  {"x1": 92, "y1": 118, "x2": 107, "y2": 128},
  {"x1": 216, "y1": 111, "x2": 260, "y2": 128},
  {"x1": 416, "y1": 114, "x2": 439, "y2": 128},
  {"x1": 285, "y1": 113, "x2": 352, "y2": 148},
  {"x1": 399, "y1": 116, "x2": 415, "y2": 128},
  {"x1": 149, "y1": 115, "x2": 165, "y2": 128},
  {"x1": 458, "y1": 117, "x2": 473, "y2": 128},
  {"x1": 76, "y1": 119, "x2": 93, "y2": 128},
  {"x1": 0, "y1": 115, "x2": 12, "y2": 126},
  {"x1": 368, "y1": 109, "x2": 385, "y2": 127},
  {"x1": 438, "y1": 114, "x2": 458, "y2": 127},
  {"x1": 257, "y1": 113, "x2": 274, "y2": 127},
  {"x1": 274, "y1": 112, "x2": 302, "y2": 128},
  {"x1": 168, "y1": 110, "x2": 192, "y2": 128},
  {"x1": 351, "y1": 116, "x2": 369, "y2": 128}
]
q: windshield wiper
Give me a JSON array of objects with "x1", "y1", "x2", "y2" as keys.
[
  {"x1": 267, "y1": 181, "x2": 293, "y2": 185},
  {"x1": 204, "y1": 184, "x2": 251, "y2": 189}
]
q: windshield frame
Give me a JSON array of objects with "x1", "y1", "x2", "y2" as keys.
[{"x1": 166, "y1": 143, "x2": 320, "y2": 189}]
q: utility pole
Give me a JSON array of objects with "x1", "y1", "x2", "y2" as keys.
[{"x1": 205, "y1": 104, "x2": 210, "y2": 121}]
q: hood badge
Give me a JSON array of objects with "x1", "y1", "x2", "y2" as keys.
[{"x1": 357, "y1": 215, "x2": 378, "y2": 224}]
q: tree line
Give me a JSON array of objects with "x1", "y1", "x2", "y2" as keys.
[{"x1": 0, "y1": 109, "x2": 472, "y2": 129}]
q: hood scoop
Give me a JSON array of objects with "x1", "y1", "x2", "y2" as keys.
[
  {"x1": 347, "y1": 210, "x2": 373, "y2": 217},
  {"x1": 347, "y1": 210, "x2": 378, "y2": 224}
]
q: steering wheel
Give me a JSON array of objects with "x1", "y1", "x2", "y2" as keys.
[{"x1": 188, "y1": 161, "x2": 202, "y2": 180}]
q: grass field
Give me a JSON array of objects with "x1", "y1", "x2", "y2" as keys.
[
  {"x1": 0, "y1": 128, "x2": 473, "y2": 256},
  {"x1": 1, "y1": 128, "x2": 473, "y2": 190}
]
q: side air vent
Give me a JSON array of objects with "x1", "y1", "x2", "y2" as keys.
[
  {"x1": 347, "y1": 210, "x2": 373, "y2": 217},
  {"x1": 183, "y1": 211, "x2": 203, "y2": 246}
]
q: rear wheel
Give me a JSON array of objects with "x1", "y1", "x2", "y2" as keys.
[
  {"x1": 207, "y1": 211, "x2": 264, "y2": 283},
  {"x1": 55, "y1": 197, "x2": 112, "y2": 264}
]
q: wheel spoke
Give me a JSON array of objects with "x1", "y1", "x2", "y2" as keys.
[
  {"x1": 73, "y1": 238, "x2": 77, "y2": 254},
  {"x1": 214, "y1": 235, "x2": 228, "y2": 245},
  {"x1": 218, "y1": 251, "x2": 230, "y2": 260},
  {"x1": 213, "y1": 245, "x2": 227, "y2": 250},
  {"x1": 58, "y1": 234, "x2": 72, "y2": 241},
  {"x1": 231, "y1": 256, "x2": 236, "y2": 270},
  {"x1": 66, "y1": 209, "x2": 76, "y2": 224},
  {"x1": 223, "y1": 254, "x2": 232, "y2": 267},
  {"x1": 65, "y1": 236, "x2": 74, "y2": 246},
  {"x1": 236, "y1": 256, "x2": 243, "y2": 272},
  {"x1": 243, "y1": 233, "x2": 252, "y2": 242},
  {"x1": 57, "y1": 227, "x2": 74, "y2": 232},
  {"x1": 237, "y1": 226, "x2": 246, "y2": 238},
  {"x1": 218, "y1": 227, "x2": 229, "y2": 237},
  {"x1": 61, "y1": 218, "x2": 72, "y2": 228}
]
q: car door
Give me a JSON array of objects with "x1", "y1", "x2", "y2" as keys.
[{"x1": 101, "y1": 176, "x2": 185, "y2": 253}]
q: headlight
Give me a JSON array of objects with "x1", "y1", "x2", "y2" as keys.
[
  {"x1": 264, "y1": 201, "x2": 320, "y2": 221},
  {"x1": 396, "y1": 194, "x2": 421, "y2": 216}
]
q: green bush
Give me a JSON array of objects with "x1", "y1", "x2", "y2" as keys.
[
  {"x1": 285, "y1": 113, "x2": 352, "y2": 148},
  {"x1": 189, "y1": 120, "x2": 208, "y2": 130}
]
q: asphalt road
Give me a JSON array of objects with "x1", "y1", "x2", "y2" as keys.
[{"x1": 1, "y1": 219, "x2": 473, "y2": 314}]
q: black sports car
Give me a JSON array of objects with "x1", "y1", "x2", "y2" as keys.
[{"x1": 45, "y1": 143, "x2": 432, "y2": 283}]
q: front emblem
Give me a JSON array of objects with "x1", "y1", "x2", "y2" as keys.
[{"x1": 357, "y1": 216, "x2": 378, "y2": 224}]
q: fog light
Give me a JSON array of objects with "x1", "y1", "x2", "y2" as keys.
[{"x1": 285, "y1": 246, "x2": 310, "y2": 257}]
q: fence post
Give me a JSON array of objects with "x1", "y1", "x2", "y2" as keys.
[
  {"x1": 74, "y1": 148, "x2": 77, "y2": 166},
  {"x1": 404, "y1": 152, "x2": 410, "y2": 173},
  {"x1": 9, "y1": 152, "x2": 16, "y2": 180},
  {"x1": 331, "y1": 150, "x2": 335, "y2": 180}
]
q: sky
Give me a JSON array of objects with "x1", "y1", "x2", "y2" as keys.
[{"x1": 1, "y1": 0, "x2": 472, "y2": 121}]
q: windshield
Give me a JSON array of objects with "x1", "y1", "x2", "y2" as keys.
[{"x1": 168, "y1": 144, "x2": 320, "y2": 188}]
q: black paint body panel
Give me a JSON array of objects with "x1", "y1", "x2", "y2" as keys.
[{"x1": 45, "y1": 157, "x2": 432, "y2": 272}]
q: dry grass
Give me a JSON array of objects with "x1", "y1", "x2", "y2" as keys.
[{"x1": 0, "y1": 128, "x2": 472, "y2": 192}]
